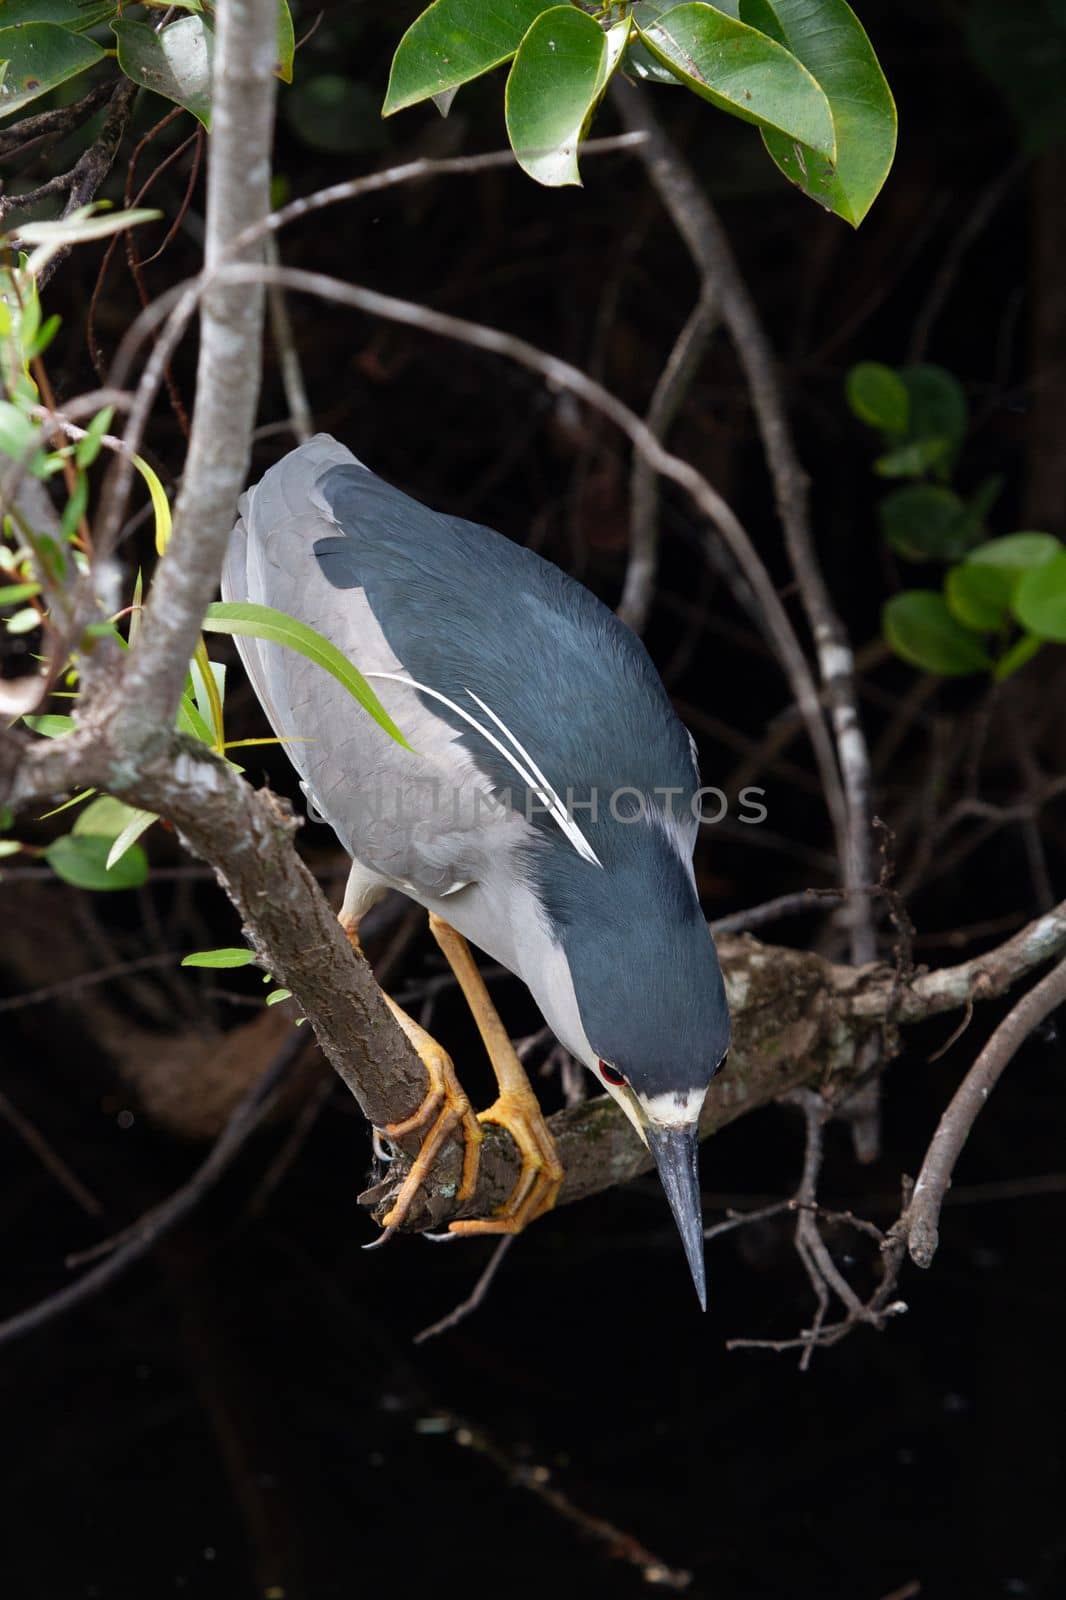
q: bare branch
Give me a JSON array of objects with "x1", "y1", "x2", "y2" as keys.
[
  {"x1": 114, "y1": 0, "x2": 278, "y2": 742},
  {"x1": 905, "y1": 955, "x2": 1066, "y2": 1267},
  {"x1": 611, "y1": 79, "x2": 875, "y2": 963}
]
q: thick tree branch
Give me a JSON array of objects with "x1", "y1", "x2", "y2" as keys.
[{"x1": 114, "y1": 0, "x2": 277, "y2": 743}]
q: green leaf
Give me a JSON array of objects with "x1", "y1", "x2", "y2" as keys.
[
  {"x1": 637, "y1": 3, "x2": 834, "y2": 158},
  {"x1": 0, "y1": 582, "x2": 42, "y2": 606},
  {"x1": 883, "y1": 592, "x2": 992, "y2": 677},
  {"x1": 4, "y1": 2, "x2": 115, "y2": 29},
  {"x1": 181, "y1": 947, "x2": 258, "y2": 969},
  {"x1": 739, "y1": 0, "x2": 895, "y2": 226},
  {"x1": 383, "y1": 0, "x2": 556, "y2": 114},
  {"x1": 73, "y1": 795, "x2": 143, "y2": 840},
  {"x1": 0, "y1": 400, "x2": 41, "y2": 465},
  {"x1": 5, "y1": 606, "x2": 39, "y2": 634},
  {"x1": 0, "y1": 22, "x2": 104, "y2": 121},
  {"x1": 0, "y1": 839, "x2": 21, "y2": 859},
  {"x1": 201, "y1": 602, "x2": 412, "y2": 750},
  {"x1": 873, "y1": 437, "x2": 953, "y2": 479},
  {"x1": 967, "y1": 531, "x2": 1061, "y2": 576},
  {"x1": 1013, "y1": 550, "x2": 1066, "y2": 642},
  {"x1": 505, "y1": 8, "x2": 628, "y2": 187},
  {"x1": 899, "y1": 364, "x2": 967, "y2": 451},
  {"x1": 106, "y1": 807, "x2": 156, "y2": 870},
  {"x1": 75, "y1": 404, "x2": 114, "y2": 470},
  {"x1": 23, "y1": 713, "x2": 74, "y2": 738},
  {"x1": 878, "y1": 485, "x2": 979, "y2": 564},
  {"x1": 846, "y1": 361, "x2": 908, "y2": 434},
  {"x1": 993, "y1": 633, "x2": 1042, "y2": 682},
  {"x1": 44, "y1": 833, "x2": 149, "y2": 891},
  {"x1": 276, "y1": 0, "x2": 295, "y2": 84},
  {"x1": 944, "y1": 563, "x2": 1011, "y2": 633},
  {"x1": 112, "y1": 15, "x2": 214, "y2": 128},
  {"x1": 265, "y1": 987, "x2": 293, "y2": 1005}
]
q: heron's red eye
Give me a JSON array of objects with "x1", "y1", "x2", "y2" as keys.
[{"x1": 599, "y1": 1060, "x2": 626, "y2": 1087}]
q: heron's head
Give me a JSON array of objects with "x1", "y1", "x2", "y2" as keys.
[{"x1": 534, "y1": 842, "x2": 731, "y2": 1310}]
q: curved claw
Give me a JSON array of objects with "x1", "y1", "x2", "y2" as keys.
[{"x1": 449, "y1": 1090, "x2": 563, "y2": 1236}]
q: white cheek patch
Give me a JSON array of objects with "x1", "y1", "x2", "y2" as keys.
[{"x1": 638, "y1": 1086, "x2": 708, "y2": 1128}]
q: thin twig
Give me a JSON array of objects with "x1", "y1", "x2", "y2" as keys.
[
  {"x1": 710, "y1": 889, "x2": 843, "y2": 935},
  {"x1": 0, "y1": 1088, "x2": 103, "y2": 1217},
  {"x1": 413, "y1": 1237, "x2": 515, "y2": 1344},
  {"x1": 906, "y1": 955, "x2": 1066, "y2": 1268}
]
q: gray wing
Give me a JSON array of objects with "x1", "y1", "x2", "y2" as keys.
[{"x1": 221, "y1": 435, "x2": 514, "y2": 898}]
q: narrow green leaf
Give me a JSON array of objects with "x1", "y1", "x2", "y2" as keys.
[
  {"x1": 0, "y1": 22, "x2": 104, "y2": 121},
  {"x1": 45, "y1": 833, "x2": 149, "y2": 891},
  {"x1": 883, "y1": 591, "x2": 992, "y2": 676},
  {"x1": 201, "y1": 601, "x2": 412, "y2": 750},
  {"x1": 112, "y1": 15, "x2": 214, "y2": 128},
  {"x1": 106, "y1": 808, "x2": 157, "y2": 870},
  {"x1": 739, "y1": 0, "x2": 895, "y2": 225},
  {"x1": 846, "y1": 361, "x2": 908, "y2": 434},
  {"x1": 0, "y1": 582, "x2": 42, "y2": 606},
  {"x1": 5, "y1": 607, "x2": 39, "y2": 635},
  {"x1": 75, "y1": 404, "x2": 115, "y2": 470},
  {"x1": 638, "y1": 3, "x2": 834, "y2": 157},
  {"x1": 505, "y1": 8, "x2": 628, "y2": 187},
  {"x1": 276, "y1": 0, "x2": 295, "y2": 84},
  {"x1": 265, "y1": 987, "x2": 293, "y2": 1005},
  {"x1": 383, "y1": 0, "x2": 556, "y2": 115},
  {"x1": 1013, "y1": 550, "x2": 1066, "y2": 642},
  {"x1": 181, "y1": 947, "x2": 258, "y2": 969}
]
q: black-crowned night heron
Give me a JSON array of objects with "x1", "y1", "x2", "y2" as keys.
[{"x1": 223, "y1": 435, "x2": 730, "y2": 1305}]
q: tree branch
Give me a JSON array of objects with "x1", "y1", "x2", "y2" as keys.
[
  {"x1": 113, "y1": 0, "x2": 277, "y2": 743},
  {"x1": 904, "y1": 955, "x2": 1066, "y2": 1268}
]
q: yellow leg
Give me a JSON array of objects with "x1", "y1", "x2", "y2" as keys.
[
  {"x1": 428, "y1": 914, "x2": 563, "y2": 1235},
  {"x1": 340, "y1": 912, "x2": 482, "y2": 1231}
]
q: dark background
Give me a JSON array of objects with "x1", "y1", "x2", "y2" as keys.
[{"x1": 2, "y1": 2, "x2": 1064, "y2": 1596}]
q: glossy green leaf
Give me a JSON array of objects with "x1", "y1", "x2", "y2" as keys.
[
  {"x1": 739, "y1": 0, "x2": 895, "y2": 225},
  {"x1": 638, "y1": 3, "x2": 834, "y2": 157},
  {"x1": 5, "y1": 2, "x2": 115, "y2": 28},
  {"x1": 201, "y1": 602, "x2": 412, "y2": 750},
  {"x1": 276, "y1": 0, "x2": 295, "y2": 84},
  {"x1": 626, "y1": 4, "x2": 684, "y2": 86},
  {"x1": 182, "y1": 947, "x2": 257, "y2": 969},
  {"x1": 112, "y1": 16, "x2": 214, "y2": 128},
  {"x1": 883, "y1": 592, "x2": 992, "y2": 677},
  {"x1": 878, "y1": 485, "x2": 978, "y2": 564},
  {"x1": 383, "y1": 0, "x2": 555, "y2": 114},
  {"x1": 45, "y1": 832, "x2": 149, "y2": 891},
  {"x1": 846, "y1": 361, "x2": 908, "y2": 434},
  {"x1": 1013, "y1": 551, "x2": 1066, "y2": 642},
  {"x1": 0, "y1": 22, "x2": 104, "y2": 121},
  {"x1": 505, "y1": 8, "x2": 628, "y2": 187}
]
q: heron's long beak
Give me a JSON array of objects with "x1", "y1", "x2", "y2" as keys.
[{"x1": 646, "y1": 1122, "x2": 706, "y2": 1311}]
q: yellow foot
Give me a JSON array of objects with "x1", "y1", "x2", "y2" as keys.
[
  {"x1": 449, "y1": 1086, "x2": 564, "y2": 1236},
  {"x1": 377, "y1": 998, "x2": 484, "y2": 1231}
]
